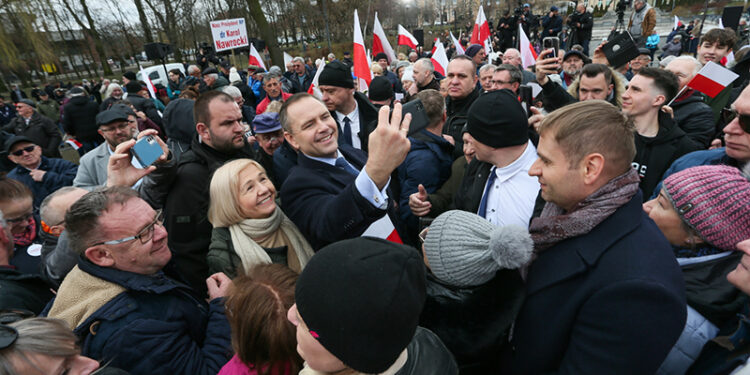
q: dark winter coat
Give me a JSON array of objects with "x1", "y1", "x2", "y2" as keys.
[
  {"x1": 289, "y1": 66, "x2": 315, "y2": 93},
  {"x1": 62, "y1": 96, "x2": 101, "y2": 142},
  {"x1": 633, "y1": 112, "x2": 702, "y2": 199},
  {"x1": 7, "y1": 156, "x2": 77, "y2": 210},
  {"x1": 44, "y1": 258, "x2": 232, "y2": 375},
  {"x1": 444, "y1": 88, "x2": 480, "y2": 159},
  {"x1": 421, "y1": 270, "x2": 524, "y2": 374},
  {"x1": 505, "y1": 191, "x2": 687, "y2": 374},
  {"x1": 398, "y1": 130, "x2": 454, "y2": 243},
  {"x1": 0, "y1": 266, "x2": 54, "y2": 314},
  {"x1": 672, "y1": 91, "x2": 717, "y2": 148},
  {"x1": 126, "y1": 95, "x2": 163, "y2": 127},
  {"x1": 652, "y1": 148, "x2": 740, "y2": 200},
  {"x1": 541, "y1": 14, "x2": 563, "y2": 38},
  {"x1": 164, "y1": 138, "x2": 256, "y2": 294},
  {"x1": 394, "y1": 327, "x2": 459, "y2": 375},
  {"x1": 2, "y1": 112, "x2": 61, "y2": 157},
  {"x1": 272, "y1": 141, "x2": 298, "y2": 188}
]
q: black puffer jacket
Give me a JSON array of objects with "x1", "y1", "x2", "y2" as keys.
[
  {"x1": 672, "y1": 91, "x2": 716, "y2": 148},
  {"x1": 62, "y1": 96, "x2": 101, "y2": 142},
  {"x1": 421, "y1": 270, "x2": 524, "y2": 374}
]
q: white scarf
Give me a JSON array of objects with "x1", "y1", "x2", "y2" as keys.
[{"x1": 228, "y1": 207, "x2": 315, "y2": 273}]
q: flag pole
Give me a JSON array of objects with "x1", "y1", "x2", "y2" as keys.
[{"x1": 667, "y1": 85, "x2": 688, "y2": 106}]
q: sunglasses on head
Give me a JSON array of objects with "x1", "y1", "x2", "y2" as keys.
[
  {"x1": 11, "y1": 145, "x2": 35, "y2": 156},
  {"x1": 721, "y1": 108, "x2": 750, "y2": 133}
]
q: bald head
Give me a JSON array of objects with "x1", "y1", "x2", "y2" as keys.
[
  {"x1": 40, "y1": 187, "x2": 88, "y2": 236},
  {"x1": 666, "y1": 56, "x2": 701, "y2": 90},
  {"x1": 502, "y1": 49, "x2": 522, "y2": 67}
]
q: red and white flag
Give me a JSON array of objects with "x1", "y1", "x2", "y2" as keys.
[
  {"x1": 717, "y1": 20, "x2": 735, "y2": 66},
  {"x1": 248, "y1": 43, "x2": 266, "y2": 71},
  {"x1": 65, "y1": 138, "x2": 82, "y2": 150},
  {"x1": 450, "y1": 31, "x2": 464, "y2": 55},
  {"x1": 137, "y1": 64, "x2": 157, "y2": 99},
  {"x1": 307, "y1": 59, "x2": 325, "y2": 97},
  {"x1": 519, "y1": 24, "x2": 537, "y2": 69},
  {"x1": 372, "y1": 12, "x2": 396, "y2": 63},
  {"x1": 674, "y1": 15, "x2": 683, "y2": 30},
  {"x1": 353, "y1": 10, "x2": 372, "y2": 87},
  {"x1": 397, "y1": 24, "x2": 419, "y2": 49},
  {"x1": 363, "y1": 215, "x2": 403, "y2": 244},
  {"x1": 688, "y1": 61, "x2": 739, "y2": 98},
  {"x1": 431, "y1": 38, "x2": 439, "y2": 55},
  {"x1": 470, "y1": 5, "x2": 491, "y2": 53},
  {"x1": 431, "y1": 39, "x2": 449, "y2": 77}
]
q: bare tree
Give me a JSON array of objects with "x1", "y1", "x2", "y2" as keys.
[{"x1": 58, "y1": 0, "x2": 113, "y2": 75}]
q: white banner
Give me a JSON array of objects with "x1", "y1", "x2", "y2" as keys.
[{"x1": 210, "y1": 18, "x2": 249, "y2": 52}]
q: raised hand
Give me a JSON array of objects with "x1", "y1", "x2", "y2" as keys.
[
  {"x1": 365, "y1": 102, "x2": 412, "y2": 190},
  {"x1": 409, "y1": 184, "x2": 432, "y2": 217}
]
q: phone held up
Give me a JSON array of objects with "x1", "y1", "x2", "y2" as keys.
[
  {"x1": 131, "y1": 135, "x2": 165, "y2": 167},
  {"x1": 542, "y1": 37, "x2": 560, "y2": 58}
]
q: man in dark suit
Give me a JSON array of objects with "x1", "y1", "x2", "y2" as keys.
[
  {"x1": 279, "y1": 93, "x2": 411, "y2": 250},
  {"x1": 504, "y1": 100, "x2": 686, "y2": 374}
]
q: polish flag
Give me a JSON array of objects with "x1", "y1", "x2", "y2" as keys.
[
  {"x1": 353, "y1": 10, "x2": 372, "y2": 87},
  {"x1": 519, "y1": 24, "x2": 537, "y2": 69},
  {"x1": 283, "y1": 52, "x2": 293, "y2": 71},
  {"x1": 688, "y1": 61, "x2": 739, "y2": 98},
  {"x1": 674, "y1": 15, "x2": 682, "y2": 30},
  {"x1": 431, "y1": 38, "x2": 439, "y2": 55},
  {"x1": 431, "y1": 39, "x2": 449, "y2": 77},
  {"x1": 363, "y1": 215, "x2": 403, "y2": 244},
  {"x1": 138, "y1": 64, "x2": 157, "y2": 99},
  {"x1": 307, "y1": 59, "x2": 325, "y2": 97},
  {"x1": 372, "y1": 13, "x2": 396, "y2": 63},
  {"x1": 397, "y1": 24, "x2": 419, "y2": 49},
  {"x1": 450, "y1": 31, "x2": 465, "y2": 55},
  {"x1": 248, "y1": 43, "x2": 267, "y2": 71},
  {"x1": 470, "y1": 6, "x2": 491, "y2": 53},
  {"x1": 717, "y1": 20, "x2": 735, "y2": 66},
  {"x1": 65, "y1": 138, "x2": 82, "y2": 150}
]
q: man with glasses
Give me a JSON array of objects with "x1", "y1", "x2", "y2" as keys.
[
  {"x1": 653, "y1": 84, "x2": 750, "y2": 198},
  {"x1": 491, "y1": 64, "x2": 522, "y2": 93},
  {"x1": 290, "y1": 56, "x2": 314, "y2": 93},
  {"x1": 626, "y1": 48, "x2": 652, "y2": 80},
  {"x1": 74, "y1": 108, "x2": 167, "y2": 190},
  {"x1": 6, "y1": 136, "x2": 77, "y2": 211},
  {"x1": 1, "y1": 99, "x2": 61, "y2": 158},
  {"x1": 46, "y1": 186, "x2": 233, "y2": 374}
]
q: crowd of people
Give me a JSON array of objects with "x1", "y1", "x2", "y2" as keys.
[{"x1": 1, "y1": 6, "x2": 750, "y2": 375}]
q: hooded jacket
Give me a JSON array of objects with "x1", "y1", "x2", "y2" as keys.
[
  {"x1": 62, "y1": 96, "x2": 100, "y2": 142},
  {"x1": 671, "y1": 90, "x2": 716, "y2": 148},
  {"x1": 633, "y1": 112, "x2": 701, "y2": 199}
]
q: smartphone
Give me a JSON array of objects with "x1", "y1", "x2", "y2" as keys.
[
  {"x1": 543, "y1": 37, "x2": 560, "y2": 58},
  {"x1": 132, "y1": 135, "x2": 164, "y2": 167},
  {"x1": 398, "y1": 99, "x2": 431, "y2": 137},
  {"x1": 519, "y1": 85, "x2": 534, "y2": 117}
]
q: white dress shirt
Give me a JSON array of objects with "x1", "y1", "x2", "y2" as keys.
[
  {"x1": 479, "y1": 141, "x2": 540, "y2": 228},
  {"x1": 335, "y1": 100, "x2": 361, "y2": 149}
]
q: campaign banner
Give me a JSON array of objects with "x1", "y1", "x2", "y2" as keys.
[{"x1": 210, "y1": 18, "x2": 249, "y2": 52}]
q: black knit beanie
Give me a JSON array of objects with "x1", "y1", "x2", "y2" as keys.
[
  {"x1": 467, "y1": 89, "x2": 529, "y2": 148},
  {"x1": 368, "y1": 76, "x2": 394, "y2": 101},
  {"x1": 318, "y1": 60, "x2": 354, "y2": 88},
  {"x1": 123, "y1": 71, "x2": 136, "y2": 81},
  {"x1": 295, "y1": 237, "x2": 426, "y2": 373}
]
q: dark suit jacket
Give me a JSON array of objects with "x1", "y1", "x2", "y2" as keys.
[
  {"x1": 332, "y1": 92, "x2": 378, "y2": 153},
  {"x1": 280, "y1": 146, "x2": 396, "y2": 251},
  {"x1": 506, "y1": 192, "x2": 686, "y2": 374}
]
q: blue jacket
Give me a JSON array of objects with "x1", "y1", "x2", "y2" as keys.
[
  {"x1": 541, "y1": 15, "x2": 563, "y2": 38},
  {"x1": 280, "y1": 146, "x2": 400, "y2": 250},
  {"x1": 45, "y1": 258, "x2": 232, "y2": 375},
  {"x1": 8, "y1": 156, "x2": 77, "y2": 210},
  {"x1": 398, "y1": 130, "x2": 453, "y2": 242},
  {"x1": 647, "y1": 34, "x2": 661, "y2": 49},
  {"x1": 651, "y1": 148, "x2": 737, "y2": 199},
  {"x1": 506, "y1": 191, "x2": 687, "y2": 374}
]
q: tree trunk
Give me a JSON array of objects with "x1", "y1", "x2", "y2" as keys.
[
  {"x1": 60, "y1": 0, "x2": 113, "y2": 75},
  {"x1": 133, "y1": 0, "x2": 155, "y2": 44},
  {"x1": 246, "y1": 0, "x2": 283, "y2": 67}
]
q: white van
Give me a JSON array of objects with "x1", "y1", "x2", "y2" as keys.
[{"x1": 136, "y1": 63, "x2": 185, "y2": 87}]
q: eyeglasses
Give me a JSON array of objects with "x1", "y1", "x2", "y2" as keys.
[
  {"x1": 91, "y1": 209, "x2": 164, "y2": 246},
  {"x1": 10, "y1": 145, "x2": 35, "y2": 156},
  {"x1": 418, "y1": 227, "x2": 429, "y2": 244},
  {"x1": 6, "y1": 212, "x2": 32, "y2": 225},
  {"x1": 99, "y1": 122, "x2": 130, "y2": 133},
  {"x1": 722, "y1": 108, "x2": 750, "y2": 133}
]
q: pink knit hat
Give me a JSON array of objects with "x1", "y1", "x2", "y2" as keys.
[{"x1": 663, "y1": 165, "x2": 750, "y2": 251}]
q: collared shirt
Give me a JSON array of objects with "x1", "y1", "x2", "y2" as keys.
[
  {"x1": 479, "y1": 141, "x2": 540, "y2": 227},
  {"x1": 304, "y1": 149, "x2": 390, "y2": 210},
  {"x1": 107, "y1": 142, "x2": 144, "y2": 189},
  {"x1": 335, "y1": 100, "x2": 361, "y2": 149}
]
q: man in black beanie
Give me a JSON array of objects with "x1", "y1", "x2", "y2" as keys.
[
  {"x1": 368, "y1": 76, "x2": 394, "y2": 109},
  {"x1": 409, "y1": 89, "x2": 541, "y2": 227},
  {"x1": 287, "y1": 237, "x2": 458, "y2": 374},
  {"x1": 374, "y1": 52, "x2": 403, "y2": 94},
  {"x1": 318, "y1": 60, "x2": 379, "y2": 152}
]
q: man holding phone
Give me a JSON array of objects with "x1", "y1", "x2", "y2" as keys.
[{"x1": 397, "y1": 90, "x2": 454, "y2": 245}]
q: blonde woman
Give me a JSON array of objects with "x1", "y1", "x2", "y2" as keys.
[{"x1": 207, "y1": 159, "x2": 314, "y2": 278}]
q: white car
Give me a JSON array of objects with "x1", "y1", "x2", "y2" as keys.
[{"x1": 136, "y1": 63, "x2": 185, "y2": 87}]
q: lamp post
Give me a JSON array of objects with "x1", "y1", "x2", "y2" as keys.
[{"x1": 311, "y1": 0, "x2": 335, "y2": 50}]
